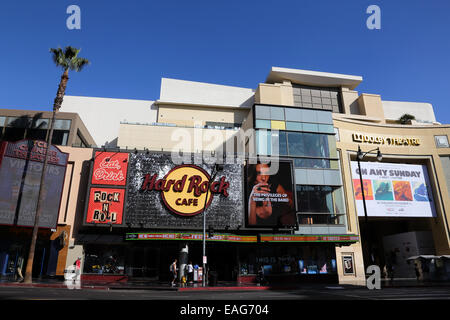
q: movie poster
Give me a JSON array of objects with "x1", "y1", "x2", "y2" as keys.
[
  {"x1": 350, "y1": 161, "x2": 436, "y2": 217},
  {"x1": 246, "y1": 161, "x2": 296, "y2": 228}
]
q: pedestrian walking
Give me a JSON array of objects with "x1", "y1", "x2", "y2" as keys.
[
  {"x1": 74, "y1": 257, "x2": 81, "y2": 282},
  {"x1": 186, "y1": 261, "x2": 194, "y2": 284},
  {"x1": 16, "y1": 255, "x2": 24, "y2": 282},
  {"x1": 170, "y1": 259, "x2": 178, "y2": 286}
]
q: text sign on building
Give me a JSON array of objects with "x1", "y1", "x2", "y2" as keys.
[
  {"x1": 0, "y1": 140, "x2": 68, "y2": 228},
  {"x1": 125, "y1": 153, "x2": 244, "y2": 230},
  {"x1": 86, "y1": 187, "x2": 125, "y2": 224},
  {"x1": 245, "y1": 161, "x2": 296, "y2": 228},
  {"x1": 140, "y1": 164, "x2": 229, "y2": 217},
  {"x1": 352, "y1": 133, "x2": 420, "y2": 146},
  {"x1": 350, "y1": 161, "x2": 436, "y2": 217},
  {"x1": 91, "y1": 151, "x2": 129, "y2": 186}
]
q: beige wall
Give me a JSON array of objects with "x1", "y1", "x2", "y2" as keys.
[
  {"x1": 157, "y1": 104, "x2": 249, "y2": 127},
  {"x1": 334, "y1": 118, "x2": 450, "y2": 284},
  {"x1": 255, "y1": 82, "x2": 294, "y2": 107},
  {"x1": 118, "y1": 123, "x2": 242, "y2": 153},
  {"x1": 57, "y1": 146, "x2": 92, "y2": 243}
]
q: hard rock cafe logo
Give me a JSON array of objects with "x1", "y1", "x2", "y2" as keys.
[{"x1": 140, "y1": 164, "x2": 230, "y2": 217}]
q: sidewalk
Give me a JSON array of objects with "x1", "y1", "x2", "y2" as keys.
[{"x1": 1, "y1": 277, "x2": 449, "y2": 291}]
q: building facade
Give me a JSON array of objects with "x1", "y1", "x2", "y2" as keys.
[
  {"x1": 0, "y1": 109, "x2": 95, "y2": 279},
  {"x1": 1, "y1": 66, "x2": 448, "y2": 285}
]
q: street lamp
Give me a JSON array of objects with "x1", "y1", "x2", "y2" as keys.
[
  {"x1": 202, "y1": 163, "x2": 224, "y2": 286},
  {"x1": 356, "y1": 145, "x2": 382, "y2": 264}
]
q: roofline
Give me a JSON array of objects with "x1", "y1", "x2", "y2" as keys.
[{"x1": 266, "y1": 67, "x2": 363, "y2": 90}]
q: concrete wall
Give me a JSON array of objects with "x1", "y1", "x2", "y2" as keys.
[
  {"x1": 60, "y1": 96, "x2": 157, "y2": 147},
  {"x1": 382, "y1": 101, "x2": 437, "y2": 123},
  {"x1": 57, "y1": 146, "x2": 93, "y2": 273},
  {"x1": 118, "y1": 123, "x2": 241, "y2": 153},
  {"x1": 160, "y1": 78, "x2": 254, "y2": 108},
  {"x1": 157, "y1": 104, "x2": 249, "y2": 127}
]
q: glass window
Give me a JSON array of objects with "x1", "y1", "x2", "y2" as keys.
[
  {"x1": 84, "y1": 245, "x2": 125, "y2": 274},
  {"x1": 311, "y1": 89, "x2": 321, "y2": 97},
  {"x1": 3, "y1": 127, "x2": 25, "y2": 141},
  {"x1": 296, "y1": 185, "x2": 334, "y2": 214},
  {"x1": 256, "y1": 130, "x2": 271, "y2": 155},
  {"x1": 301, "y1": 109, "x2": 316, "y2": 122},
  {"x1": 26, "y1": 129, "x2": 47, "y2": 141},
  {"x1": 301, "y1": 95, "x2": 312, "y2": 103},
  {"x1": 271, "y1": 131, "x2": 288, "y2": 156},
  {"x1": 53, "y1": 119, "x2": 71, "y2": 130},
  {"x1": 270, "y1": 107, "x2": 285, "y2": 120},
  {"x1": 318, "y1": 124, "x2": 334, "y2": 134},
  {"x1": 303, "y1": 133, "x2": 330, "y2": 158},
  {"x1": 74, "y1": 131, "x2": 88, "y2": 147},
  {"x1": 332, "y1": 187, "x2": 346, "y2": 215},
  {"x1": 302, "y1": 123, "x2": 319, "y2": 133},
  {"x1": 287, "y1": 132, "x2": 331, "y2": 158},
  {"x1": 435, "y1": 135, "x2": 449, "y2": 148},
  {"x1": 271, "y1": 120, "x2": 286, "y2": 130},
  {"x1": 286, "y1": 122, "x2": 302, "y2": 131},
  {"x1": 294, "y1": 158, "x2": 330, "y2": 169},
  {"x1": 284, "y1": 108, "x2": 302, "y2": 122},
  {"x1": 255, "y1": 105, "x2": 271, "y2": 119},
  {"x1": 255, "y1": 119, "x2": 271, "y2": 129},
  {"x1": 286, "y1": 132, "x2": 304, "y2": 156},
  {"x1": 321, "y1": 91, "x2": 331, "y2": 98},
  {"x1": 52, "y1": 130, "x2": 69, "y2": 146}
]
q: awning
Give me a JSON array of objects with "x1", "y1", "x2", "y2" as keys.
[
  {"x1": 125, "y1": 232, "x2": 257, "y2": 243},
  {"x1": 259, "y1": 234, "x2": 359, "y2": 243},
  {"x1": 406, "y1": 255, "x2": 450, "y2": 261}
]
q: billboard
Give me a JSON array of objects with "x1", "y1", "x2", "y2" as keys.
[
  {"x1": 350, "y1": 161, "x2": 436, "y2": 217},
  {"x1": 85, "y1": 151, "x2": 245, "y2": 230},
  {"x1": 126, "y1": 153, "x2": 243, "y2": 229},
  {"x1": 0, "y1": 140, "x2": 68, "y2": 228},
  {"x1": 245, "y1": 161, "x2": 296, "y2": 228},
  {"x1": 85, "y1": 151, "x2": 129, "y2": 226}
]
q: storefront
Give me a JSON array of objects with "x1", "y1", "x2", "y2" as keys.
[
  {"x1": 77, "y1": 148, "x2": 359, "y2": 284},
  {"x1": 335, "y1": 120, "x2": 450, "y2": 282},
  {"x1": 0, "y1": 140, "x2": 69, "y2": 279}
]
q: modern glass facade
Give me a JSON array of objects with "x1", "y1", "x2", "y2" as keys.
[{"x1": 253, "y1": 103, "x2": 346, "y2": 231}]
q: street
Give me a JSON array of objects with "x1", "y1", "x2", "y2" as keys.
[
  {"x1": 1, "y1": 285, "x2": 448, "y2": 319},
  {"x1": 0, "y1": 285, "x2": 449, "y2": 300}
]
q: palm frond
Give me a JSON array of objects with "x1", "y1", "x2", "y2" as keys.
[
  {"x1": 64, "y1": 46, "x2": 79, "y2": 60},
  {"x1": 69, "y1": 58, "x2": 90, "y2": 72},
  {"x1": 50, "y1": 47, "x2": 68, "y2": 69}
]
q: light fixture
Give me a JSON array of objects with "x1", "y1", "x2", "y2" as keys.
[{"x1": 376, "y1": 148, "x2": 383, "y2": 162}]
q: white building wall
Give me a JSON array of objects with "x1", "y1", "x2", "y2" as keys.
[
  {"x1": 60, "y1": 95, "x2": 157, "y2": 147},
  {"x1": 382, "y1": 100, "x2": 437, "y2": 123},
  {"x1": 160, "y1": 78, "x2": 254, "y2": 108}
]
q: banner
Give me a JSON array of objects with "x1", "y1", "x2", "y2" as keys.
[
  {"x1": 245, "y1": 161, "x2": 296, "y2": 228},
  {"x1": 0, "y1": 140, "x2": 68, "y2": 228},
  {"x1": 350, "y1": 161, "x2": 436, "y2": 217}
]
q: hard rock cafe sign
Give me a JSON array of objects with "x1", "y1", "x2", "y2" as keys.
[{"x1": 140, "y1": 164, "x2": 230, "y2": 217}]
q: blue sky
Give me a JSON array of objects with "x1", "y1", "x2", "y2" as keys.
[{"x1": 1, "y1": 0, "x2": 449, "y2": 122}]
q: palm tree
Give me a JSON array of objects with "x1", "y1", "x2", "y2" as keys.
[
  {"x1": 23, "y1": 46, "x2": 89, "y2": 283},
  {"x1": 398, "y1": 113, "x2": 416, "y2": 125}
]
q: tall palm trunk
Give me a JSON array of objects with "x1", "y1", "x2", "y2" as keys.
[
  {"x1": 53, "y1": 69, "x2": 69, "y2": 110},
  {"x1": 23, "y1": 69, "x2": 69, "y2": 283}
]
